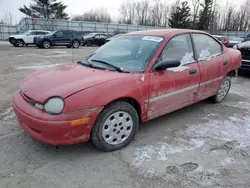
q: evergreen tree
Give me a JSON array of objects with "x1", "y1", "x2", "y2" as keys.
[
  {"x1": 19, "y1": 0, "x2": 68, "y2": 19},
  {"x1": 198, "y1": 0, "x2": 213, "y2": 30},
  {"x1": 168, "y1": 1, "x2": 191, "y2": 29}
]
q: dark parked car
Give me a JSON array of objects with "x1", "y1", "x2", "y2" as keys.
[
  {"x1": 82, "y1": 33, "x2": 109, "y2": 46},
  {"x1": 234, "y1": 41, "x2": 250, "y2": 71},
  {"x1": 212, "y1": 35, "x2": 229, "y2": 47},
  {"x1": 105, "y1": 34, "x2": 124, "y2": 43},
  {"x1": 228, "y1": 37, "x2": 244, "y2": 48},
  {"x1": 35, "y1": 30, "x2": 82, "y2": 49},
  {"x1": 243, "y1": 33, "x2": 250, "y2": 42}
]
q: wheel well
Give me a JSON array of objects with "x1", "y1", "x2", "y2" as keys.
[
  {"x1": 107, "y1": 97, "x2": 141, "y2": 122},
  {"x1": 42, "y1": 39, "x2": 51, "y2": 43},
  {"x1": 16, "y1": 39, "x2": 25, "y2": 42},
  {"x1": 227, "y1": 70, "x2": 237, "y2": 77}
]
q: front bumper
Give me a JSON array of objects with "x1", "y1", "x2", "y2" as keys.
[
  {"x1": 12, "y1": 90, "x2": 103, "y2": 145},
  {"x1": 239, "y1": 60, "x2": 250, "y2": 71},
  {"x1": 9, "y1": 37, "x2": 15, "y2": 44}
]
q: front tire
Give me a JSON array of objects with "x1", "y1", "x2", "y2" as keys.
[
  {"x1": 42, "y1": 40, "x2": 51, "y2": 49},
  {"x1": 14, "y1": 39, "x2": 25, "y2": 47},
  {"x1": 91, "y1": 101, "x2": 139, "y2": 152},
  {"x1": 212, "y1": 76, "x2": 231, "y2": 103}
]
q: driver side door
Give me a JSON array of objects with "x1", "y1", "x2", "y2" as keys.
[
  {"x1": 147, "y1": 34, "x2": 200, "y2": 120},
  {"x1": 51, "y1": 31, "x2": 64, "y2": 45}
]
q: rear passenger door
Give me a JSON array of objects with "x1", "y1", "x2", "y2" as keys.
[
  {"x1": 62, "y1": 30, "x2": 73, "y2": 44},
  {"x1": 191, "y1": 33, "x2": 227, "y2": 100}
]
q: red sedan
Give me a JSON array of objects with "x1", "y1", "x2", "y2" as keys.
[{"x1": 12, "y1": 29, "x2": 242, "y2": 151}]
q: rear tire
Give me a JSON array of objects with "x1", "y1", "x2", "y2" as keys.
[
  {"x1": 212, "y1": 76, "x2": 231, "y2": 103},
  {"x1": 91, "y1": 101, "x2": 139, "y2": 152},
  {"x1": 87, "y1": 41, "x2": 92, "y2": 47},
  {"x1": 72, "y1": 40, "x2": 80, "y2": 48}
]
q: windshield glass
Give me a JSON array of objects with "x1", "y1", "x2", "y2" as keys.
[
  {"x1": 49, "y1": 31, "x2": 57, "y2": 35},
  {"x1": 231, "y1": 38, "x2": 243, "y2": 42},
  {"x1": 87, "y1": 35, "x2": 163, "y2": 72},
  {"x1": 87, "y1": 33, "x2": 96, "y2": 37}
]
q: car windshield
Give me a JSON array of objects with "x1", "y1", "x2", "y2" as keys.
[
  {"x1": 87, "y1": 33, "x2": 96, "y2": 37},
  {"x1": 86, "y1": 35, "x2": 163, "y2": 72},
  {"x1": 48, "y1": 31, "x2": 58, "y2": 35},
  {"x1": 231, "y1": 38, "x2": 243, "y2": 42},
  {"x1": 24, "y1": 31, "x2": 31, "y2": 35}
]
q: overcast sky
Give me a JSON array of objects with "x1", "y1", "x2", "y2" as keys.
[{"x1": 0, "y1": 0, "x2": 246, "y2": 24}]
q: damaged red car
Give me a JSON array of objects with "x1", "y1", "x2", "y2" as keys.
[{"x1": 12, "y1": 29, "x2": 242, "y2": 151}]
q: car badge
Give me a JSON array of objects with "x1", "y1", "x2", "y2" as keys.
[{"x1": 23, "y1": 88, "x2": 28, "y2": 92}]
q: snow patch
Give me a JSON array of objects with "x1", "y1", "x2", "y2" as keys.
[
  {"x1": 132, "y1": 139, "x2": 204, "y2": 167},
  {"x1": 0, "y1": 107, "x2": 13, "y2": 117},
  {"x1": 220, "y1": 157, "x2": 234, "y2": 166},
  {"x1": 168, "y1": 66, "x2": 190, "y2": 72}
]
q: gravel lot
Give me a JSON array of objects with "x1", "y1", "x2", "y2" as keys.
[{"x1": 0, "y1": 42, "x2": 250, "y2": 188}]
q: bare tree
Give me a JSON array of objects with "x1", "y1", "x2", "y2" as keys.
[
  {"x1": 72, "y1": 8, "x2": 112, "y2": 23},
  {"x1": 192, "y1": 0, "x2": 200, "y2": 26},
  {"x1": 151, "y1": 0, "x2": 164, "y2": 26},
  {"x1": 119, "y1": 0, "x2": 136, "y2": 24},
  {"x1": 2, "y1": 10, "x2": 14, "y2": 25}
]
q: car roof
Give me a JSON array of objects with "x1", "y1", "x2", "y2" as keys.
[
  {"x1": 29, "y1": 30, "x2": 50, "y2": 32},
  {"x1": 126, "y1": 29, "x2": 208, "y2": 37}
]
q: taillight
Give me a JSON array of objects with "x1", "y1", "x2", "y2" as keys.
[{"x1": 81, "y1": 36, "x2": 84, "y2": 40}]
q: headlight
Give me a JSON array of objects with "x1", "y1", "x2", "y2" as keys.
[
  {"x1": 44, "y1": 97, "x2": 64, "y2": 115},
  {"x1": 233, "y1": 45, "x2": 238, "y2": 49}
]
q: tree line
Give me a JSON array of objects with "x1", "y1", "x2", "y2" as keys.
[{"x1": 1, "y1": 0, "x2": 249, "y2": 32}]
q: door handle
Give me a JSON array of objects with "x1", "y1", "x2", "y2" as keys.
[
  {"x1": 223, "y1": 61, "x2": 228, "y2": 66},
  {"x1": 189, "y1": 69, "x2": 197, "y2": 75}
]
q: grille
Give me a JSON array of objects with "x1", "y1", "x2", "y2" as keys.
[{"x1": 240, "y1": 48, "x2": 250, "y2": 60}]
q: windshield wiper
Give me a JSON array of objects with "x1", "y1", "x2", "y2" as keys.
[
  {"x1": 90, "y1": 59, "x2": 128, "y2": 73},
  {"x1": 77, "y1": 60, "x2": 94, "y2": 68}
]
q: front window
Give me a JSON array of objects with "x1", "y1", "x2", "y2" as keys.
[
  {"x1": 87, "y1": 35, "x2": 164, "y2": 72},
  {"x1": 160, "y1": 34, "x2": 195, "y2": 65}
]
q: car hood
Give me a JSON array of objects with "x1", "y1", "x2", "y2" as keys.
[
  {"x1": 237, "y1": 41, "x2": 250, "y2": 49},
  {"x1": 20, "y1": 63, "x2": 128, "y2": 103},
  {"x1": 9, "y1": 34, "x2": 23, "y2": 38}
]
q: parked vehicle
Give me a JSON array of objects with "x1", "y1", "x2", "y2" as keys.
[
  {"x1": 9, "y1": 30, "x2": 50, "y2": 47},
  {"x1": 228, "y1": 37, "x2": 244, "y2": 48},
  {"x1": 243, "y1": 33, "x2": 250, "y2": 42},
  {"x1": 12, "y1": 29, "x2": 241, "y2": 151},
  {"x1": 82, "y1": 33, "x2": 109, "y2": 46},
  {"x1": 105, "y1": 34, "x2": 124, "y2": 43},
  {"x1": 212, "y1": 35, "x2": 229, "y2": 47},
  {"x1": 35, "y1": 30, "x2": 82, "y2": 49},
  {"x1": 233, "y1": 41, "x2": 250, "y2": 71}
]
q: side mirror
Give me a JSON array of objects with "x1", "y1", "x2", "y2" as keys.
[{"x1": 154, "y1": 60, "x2": 181, "y2": 71}]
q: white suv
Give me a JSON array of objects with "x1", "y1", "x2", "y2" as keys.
[{"x1": 9, "y1": 30, "x2": 50, "y2": 47}]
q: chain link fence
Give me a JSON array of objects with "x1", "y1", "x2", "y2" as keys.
[
  {"x1": 1, "y1": 18, "x2": 249, "y2": 40},
  {"x1": 0, "y1": 24, "x2": 18, "y2": 41}
]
